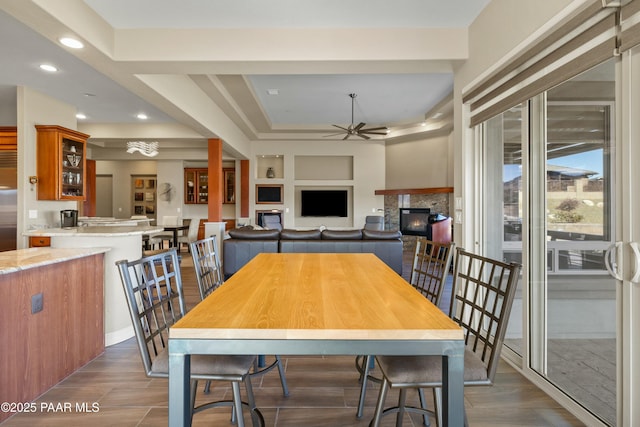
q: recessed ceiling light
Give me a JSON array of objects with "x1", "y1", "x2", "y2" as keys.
[
  {"x1": 76, "y1": 113, "x2": 87, "y2": 120},
  {"x1": 59, "y1": 37, "x2": 84, "y2": 49},
  {"x1": 267, "y1": 89, "x2": 279, "y2": 95},
  {"x1": 136, "y1": 113, "x2": 148, "y2": 120},
  {"x1": 39, "y1": 64, "x2": 57, "y2": 72},
  {"x1": 421, "y1": 122, "x2": 426, "y2": 126},
  {"x1": 83, "y1": 93, "x2": 96, "y2": 97}
]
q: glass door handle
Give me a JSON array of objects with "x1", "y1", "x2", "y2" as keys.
[
  {"x1": 630, "y1": 242, "x2": 640, "y2": 283},
  {"x1": 604, "y1": 242, "x2": 623, "y2": 281}
]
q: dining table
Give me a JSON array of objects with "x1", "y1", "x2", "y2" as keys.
[
  {"x1": 163, "y1": 224, "x2": 189, "y2": 248},
  {"x1": 168, "y1": 252, "x2": 465, "y2": 426}
]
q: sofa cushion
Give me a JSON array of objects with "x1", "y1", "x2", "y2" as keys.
[
  {"x1": 280, "y1": 229, "x2": 322, "y2": 240},
  {"x1": 223, "y1": 240, "x2": 279, "y2": 276},
  {"x1": 228, "y1": 228, "x2": 280, "y2": 240},
  {"x1": 362, "y1": 229, "x2": 402, "y2": 240},
  {"x1": 321, "y1": 229, "x2": 363, "y2": 240}
]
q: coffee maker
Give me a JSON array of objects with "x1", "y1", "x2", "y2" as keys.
[{"x1": 60, "y1": 209, "x2": 78, "y2": 228}]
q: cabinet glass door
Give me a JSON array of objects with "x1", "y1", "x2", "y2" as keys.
[
  {"x1": 185, "y1": 170, "x2": 196, "y2": 203},
  {"x1": 198, "y1": 171, "x2": 208, "y2": 203},
  {"x1": 61, "y1": 137, "x2": 83, "y2": 197}
]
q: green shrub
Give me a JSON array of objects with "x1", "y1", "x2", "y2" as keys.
[
  {"x1": 552, "y1": 211, "x2": 584, "y2": 223},
  {"x1": 556, "y1": 198, "x2": 581, "y2": 212}
]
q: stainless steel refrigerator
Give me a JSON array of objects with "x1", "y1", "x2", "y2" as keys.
[{"x1": 0, "y1": 150, "x2": 17, "y2": 252}]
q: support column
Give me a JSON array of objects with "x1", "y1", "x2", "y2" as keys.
[
  {"x1": 240, "y1": 159, "x2": 249, "y2": 218},
  {"x1": 207, "y1": 139, "x2": 223, "y2": 222}
]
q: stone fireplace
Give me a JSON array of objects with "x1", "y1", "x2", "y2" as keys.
[{"x1": 380, "y1": 189, "x2": 452, "y2": 251}]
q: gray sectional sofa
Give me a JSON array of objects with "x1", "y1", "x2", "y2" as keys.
[{"x1": 223, "y1": 227, "x2": 403, "y2": 277}]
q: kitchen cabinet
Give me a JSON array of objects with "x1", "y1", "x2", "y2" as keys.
[
  {"x1": 184, "y1": 168, "x2": 208, "y2": 204},
  {"x1": 35, "y1": 125, "x2": 89, "y2": 201},
  {"x1": 0, "y1": 126, "x2": 17, "y2": 150},
  {"x1": 29, "y1": 236, "x2": 51, "y2": 247}
]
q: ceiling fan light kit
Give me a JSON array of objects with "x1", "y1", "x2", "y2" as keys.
[{"x1": 326, "y1": 93, "x2": 388, "y2": 140}]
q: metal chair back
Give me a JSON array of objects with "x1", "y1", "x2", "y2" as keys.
[
  {"x1": 189, "y1": 235, "x2": 224, "y2": 300},
  {"x1": 410, "y1": 238, "x2": 455, "y2": 306},
  {"x1": 449, "y1": 247, "x2": 522, "y2": 383},
  {"x1": 116, "y1": 248, "x2": 184, "y2": 378}
]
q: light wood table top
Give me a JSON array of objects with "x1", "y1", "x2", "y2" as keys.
[
  {"x1": 169, "y1": 252, "x2": 465, "y2": 427},
  {"x1": 172, "y1": 252, "x2": 462, "y2": 341}
]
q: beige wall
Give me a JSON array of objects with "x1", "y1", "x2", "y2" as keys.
[
  {"x1": 95, "y1": 160, "x2": 157, "y2": 219},
  {"x1": 462, "y1": 0, "x2": 574, "y2": 90},
  {"x1": 95, "y1": 159, "x2": 235, "y2": 224},
  {"x1": 385, "y1": 132, "x2": 452, "y2": 190},
  {"x1": 452, "y1": 0, "x2": 577, "y2": 247}
]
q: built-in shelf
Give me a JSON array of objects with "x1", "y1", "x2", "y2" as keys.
[
  {"x1": 374, "y1": 187, "x2": 454, "y2": 196},
  {"x1": 256, "y1": 155, "x2": 284, "y2": 179}
]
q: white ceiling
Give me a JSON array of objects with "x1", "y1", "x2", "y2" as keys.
[
  {"x1": 84, "y1": 0, "x2": 488, "y2": 29},
  {"x1": 0, "y1": 0, "x2": 490, "y2": 150}
]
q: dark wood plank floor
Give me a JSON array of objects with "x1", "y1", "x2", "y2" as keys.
[{"x1": 0, "y1": 250, "x2": 585, "y2": 427}]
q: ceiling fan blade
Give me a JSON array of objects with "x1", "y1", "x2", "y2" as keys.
[
  {"x1": 332, "y1": 124, "x2": 349, "y2": 131},
  {"x1": 354, "y1": 122, "x2": 366, "y2": 131},
  {"x1": 360, "y1": 131, "x2": 388, "y2": 135},
  {"x1": 342, "y1": 134, "x2": 351, "y2": 140},
  {"x1": 361, "y1": 126, "x2": 388, "y2": 132},
  {"x1": 357, "y1": 133, "x2": 371, "y2": 140}
]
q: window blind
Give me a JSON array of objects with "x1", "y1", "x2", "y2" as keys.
[
  {"x1": 621, "y1": 0, "x2": 640, "y2": 52},
  {"x1": 464, "y1": 0, "x2": 619, "y2": 127}
]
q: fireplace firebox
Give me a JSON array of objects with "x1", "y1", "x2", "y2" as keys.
[{"x1": 399, "y1": 208, "x2": 431, "y2": 236}]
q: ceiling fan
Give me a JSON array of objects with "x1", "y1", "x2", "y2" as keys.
[{"x1": 326, "y1": 93, "x2": 388, "y2": 140}]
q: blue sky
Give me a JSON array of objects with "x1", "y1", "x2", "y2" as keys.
[{"x1": 504, "y1": 149, "x2": 604, "y2": 182}]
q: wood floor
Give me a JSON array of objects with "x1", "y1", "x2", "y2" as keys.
[{"x1": 0, "y1": 250, "x2": 586, "y2": 427}]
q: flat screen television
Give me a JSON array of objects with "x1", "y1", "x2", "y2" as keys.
[
  {"x1": 300, "y1": 190, "x2": 348, "y2": 217},
  {"x1": 256, "y1": 184, "x2": 283, "y2": 204}
]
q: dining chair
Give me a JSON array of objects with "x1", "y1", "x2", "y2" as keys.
[
  {"x1": 148, "y1": 215, "x2": 179, "y2": 249},
  {"x1": 355, "y1": 238, "x2": 455, "y2": 421},
  {"x1": 116, "y1": 248, "x2": 264, "y2": 426},
  {"x1": 131, "y1": 215, "x2": 151, "y2": 250},
  {"x1": 189, "y1": 236, "x2": 290, "y2": 398},
  {"x1": 177, "y1": 217, "x2": 199, "y2": 252},
  {"x1": 410, "y1": 238, "x2": 456, "y2": 306},
  {"x1": 368, "y1": 247, "x2": 522, "y2": 427}
]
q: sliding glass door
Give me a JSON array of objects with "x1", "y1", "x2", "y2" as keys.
[
  {"x1": 541, "y1": 96, "x2": 616, "y2": 426},
  {"x1": 482, "y1": 58, "x2": 618, "y2": 425}
]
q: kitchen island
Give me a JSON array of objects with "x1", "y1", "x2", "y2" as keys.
[
  {"x1": 0, "y1": 247, "x2": 109, "y2": 423},
  {"x1": 24, "y1": 225, "x2": 162, "y2": 346}
]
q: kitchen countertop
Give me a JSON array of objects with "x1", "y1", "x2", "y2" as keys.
[
  {"x1": 0, "y1": 247, "x2": 110, "y2": 275},
  {"x1": 24, "y1": 225, "x2": 163, "y2": 237}
]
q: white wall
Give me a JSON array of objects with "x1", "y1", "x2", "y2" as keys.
[
  {"x1": 251, "y1": 139, "x2": 385, "y2": 229},
  {"x1": 0, "y1": 87, "x2": 17, "y2": 125},
  {"x1": 155, "y1": 159, "x2": 185, "y2": 223},
  {"x1": 17, "y1": 87, "x2": 79, "y2": 248}
]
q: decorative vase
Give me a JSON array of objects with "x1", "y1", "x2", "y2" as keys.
[{"x1": 266, "y1": 167, "x2": 275, "y2": 178}]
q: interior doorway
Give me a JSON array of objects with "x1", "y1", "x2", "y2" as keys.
[{"x1": 96, "y1": 174, "x2": 113, "y2": 217}]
